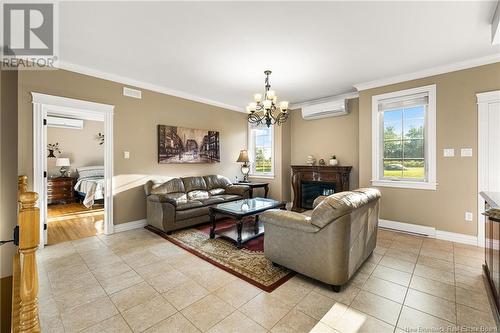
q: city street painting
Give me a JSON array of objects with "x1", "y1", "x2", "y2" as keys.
[{"x1": 158, "y1": 125, "x2": 220, "y2": 164}]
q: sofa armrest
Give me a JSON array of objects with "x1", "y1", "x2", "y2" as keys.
[
  {"x1": 226, "y1": 184, "x2": 250, "y2": 197},
  {"x1": 313, "y1": 196, "x2": 327, "y2": 209},
  {"x1": 147, "y1": 194, "x2": 177, "y2": 206},
  {"x1": 260, "y1": 210, "x2": 319, "y2": 233}
]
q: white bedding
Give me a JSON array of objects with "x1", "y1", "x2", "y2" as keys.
[{"x1": 74, "y1": 177, "x2": 105, "y2": 208}]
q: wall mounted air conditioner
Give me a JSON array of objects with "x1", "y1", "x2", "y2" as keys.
[
  {"x1": 301, "y1": 98, "x2": 349, "y2": 120},
  {"x1": 46, "y1": 116, "x2": 84, "y2": 129}
]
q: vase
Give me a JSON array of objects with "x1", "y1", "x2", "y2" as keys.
[
  {"x1": 329, "y1": 159, "x2": 338, "y2": 166},
  {"x1": 48, "y1": 149, "x2": 56, "y2": 158}
]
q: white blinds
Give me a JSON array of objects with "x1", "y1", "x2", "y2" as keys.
[{"x1": 378, "y1": 92, "x2": 428, "y2": 112}]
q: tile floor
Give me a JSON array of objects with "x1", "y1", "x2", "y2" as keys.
[{"x1": 37, "y1": 228, "x2": 498, "y2": 333}]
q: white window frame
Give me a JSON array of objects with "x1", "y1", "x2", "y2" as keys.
[
  {"x1": 371, "y1": 84, "x2": 437, "y2": 190},
  {"x1": 248, "y1": 123, "x2": 275, "y2": 179}
]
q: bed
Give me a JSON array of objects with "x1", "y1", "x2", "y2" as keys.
[{"x1": 74, "y1": 166, "x2": 105, "y2": 208}]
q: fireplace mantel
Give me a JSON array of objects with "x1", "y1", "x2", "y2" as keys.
[{"x1": 291, "y1": 165, "x2": 352, "y2": 211}]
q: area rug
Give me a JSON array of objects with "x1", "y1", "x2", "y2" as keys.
[{"x1": 145, "y1": 219, "x2": 294, "y2": 292}]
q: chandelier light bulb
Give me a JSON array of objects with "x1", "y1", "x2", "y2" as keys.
[
  {"x1": 267, "y1": 90, "x2": 276, "y2": 100},
  {"x1": 279, "y1": 101, "x2": 289, "y2": 111},
  {"x1": 254, "y1": 93, "x2": 262, "y2": 103},
  {"x1": 249, "y1": 102, "x2": 257, "y2": 111},
  {"x1": 246, "y1": 105, "x2": 252, "y2": 113},
  {"x1": 263, "y1": 100, "x2": 272, "y2": 110}
]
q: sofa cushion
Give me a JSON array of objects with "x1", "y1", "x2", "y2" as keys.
[
  {"x1": 182, "y1": 176, "x2": 208, "y2": 192},
  {"x1": 150, "y1": 178, "x2": 185, "y2": 195},
  {"x1": 209, "y1": 188, "x2": 226, "y2": 196},
  {"x1": 204, "y1": 175, "x2": 231, "y2": 190},
  {"x1": 176, "y1": 200, "x2": 204, "y2": 211},
  {"x1": 187, "y1": 190, "x2": 210, "y2": 200},
  {"x1": 176, "y1": 206, "x2": 209, "y2": 220},
  {"x1": 199, "y1": 197, "x2": 225, "y2": 206}
]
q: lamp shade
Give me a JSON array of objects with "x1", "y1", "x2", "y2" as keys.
[
  {"x1": 236, "y1": 150, "x2": 249, "y2": 163},
  {"x1": 56, "y1": 158, "x2": 70, "y2": 167}
]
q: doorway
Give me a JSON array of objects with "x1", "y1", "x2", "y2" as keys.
[
  {"x1": 477, "y1": 90, "x2": 500, "y2": 246},
  {"x1": 32, "y1": 93, "x2": 114, "y2": 248}
]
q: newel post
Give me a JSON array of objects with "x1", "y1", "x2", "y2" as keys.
[{"x1": 18, "y1": 190, "x2": 41, "y2": 333}]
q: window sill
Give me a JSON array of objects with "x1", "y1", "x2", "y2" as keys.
[
  {"x1": 249, "y1": 174, "x2": 275, "y2": 180},
  {"x1": 371, "y1": 179, "x2": 437, "y2": 190}
]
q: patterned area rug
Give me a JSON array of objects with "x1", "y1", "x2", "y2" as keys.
[{"x1": 145, "y1": 220, "x2": 294, "y2": 292}]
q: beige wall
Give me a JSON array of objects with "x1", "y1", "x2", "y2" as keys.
[
  {"x1": 358, "y1": 62, "x2": 500, "y2": 235},
  {"x1": 290, "y1": 98, "x2": 360, "y2": 194},
  {"x1": 47, "y1": 120, "x2": 104, "y2": 177},
  {"x1": 18, "y1": 69, "x2": 248, "y2": 225}
]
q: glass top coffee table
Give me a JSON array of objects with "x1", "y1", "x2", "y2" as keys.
[{"x1": 209, "y1": 198, "x2": 286, "y2": 249}]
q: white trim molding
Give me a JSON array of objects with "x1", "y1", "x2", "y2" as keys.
[
  {"x1": 354, "y1": 53, "x2": 500, "y2": 91},
  {"x1": 477, "y1": 90, "x2": 500, "y2": 104},
  {"x1": 32, "y1": 92, "x2": 115, "y2": 247},
  {"x1": 57, "y1": 61, "x2": 244, "y2": 113},
  {"x1": 379, "y1": 219, "x2": 480, "y2": 247},
  {"x1": 371, "y1": 84, "x2": 437, "y2": 190},
  {"x1": 113, "y1": 219, "x2": 148, "y2": 233}
]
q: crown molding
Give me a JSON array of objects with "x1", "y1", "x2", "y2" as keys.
[
  {"x1": 290, "y1": 91, "x2": 359, "y2": 110},
  {"x1": 354, "y1": 53, "x2": 500, "y2": 92},
  {"x1": 56, "y1": 61, "x2": 245, "y2": 113}
]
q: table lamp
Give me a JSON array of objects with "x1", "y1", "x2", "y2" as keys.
[
  {"x1": 56, "y1": 158, "x2": 70, "y2": 177},
  {"x1": 236, "y1": 150, "x2": 250, "y2": 182}
]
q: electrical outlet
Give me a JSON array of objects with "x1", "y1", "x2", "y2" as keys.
[
  {"x1": 465, "y1": 212, "x2": 473, "y2": 222},
  {"x1": 124, "y1": 151, "x2": 130, "y2": 159},
  {"x1": 461, "y1": 148, "x2": 473, "y2": 157},
  {"x1": 443, "y1": 149, "x2": 454, "y2": 157}
]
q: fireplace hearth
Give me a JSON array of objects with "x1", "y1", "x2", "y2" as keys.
[{"x1": 291, "y1": 165, "x2": 352, "y2": 211}]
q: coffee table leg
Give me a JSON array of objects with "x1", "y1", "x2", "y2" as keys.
[
  {"x1": 236, "y1": 217, "x2": 243, "y2": 249},
  {"x1": 254, "y1": 215, "x2": 259, "y2": 234},
  {"x1": 209, "y1": 210, "x2": 216, "y2": 239},
  {"x1": 264, "y1": 185, "x2": 269, "y2": 198}
]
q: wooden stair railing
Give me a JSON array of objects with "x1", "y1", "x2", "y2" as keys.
[{"x1": 12, "y1": 175, "x2": 41, "y2": 333}]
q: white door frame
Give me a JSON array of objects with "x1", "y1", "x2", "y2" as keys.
[
  {"x1": 32, "y1": 92, "x2": 115, "y2": 248},
  {"x1": 477, "y1": 90, "x2": 500, "y2": 247}
]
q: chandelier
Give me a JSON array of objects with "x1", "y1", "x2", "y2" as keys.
[{"x1": 246, "y1": 70, "x2": 289, "y2": 127}]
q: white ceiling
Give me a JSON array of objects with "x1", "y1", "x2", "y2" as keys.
[{"x1": 59, "y1": 1, "x2": 500, "y2": 111}]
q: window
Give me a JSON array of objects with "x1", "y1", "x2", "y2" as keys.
[
  {"x1": 248, "y1": 123, "x2": 274, "y2": 177},
  {"x1": 372, "y1": 85, "x2": 436, "y2": 190}
]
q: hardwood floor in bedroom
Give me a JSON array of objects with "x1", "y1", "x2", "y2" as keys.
[{"x1": 47, "y1": 203, "x2": 104, "y2": 245}]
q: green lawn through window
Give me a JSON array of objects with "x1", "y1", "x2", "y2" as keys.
[{"x1": 384, "y1": 167, "x2": 425, "y2": 179}]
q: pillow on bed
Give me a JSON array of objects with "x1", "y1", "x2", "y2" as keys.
[{"x1": 77, "y1": 166, "x2": 104, "y2": 178}]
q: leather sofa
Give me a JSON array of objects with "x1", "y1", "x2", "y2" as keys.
[
  {"x1": 261, "y1": 188, "x2": 381, "y2": 292},
  {"x1": 144, "y1": 175, "x2": 250, "y2": 233}
]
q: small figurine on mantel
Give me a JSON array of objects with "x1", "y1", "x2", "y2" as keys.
[
  {"x1": 329, "y1": 155, "x2": 339, "y2": 166},
  {"x1": 306, "y1": 155, "x2": 316, "y2": 166},
  {"x1": 318, "y1": 159, "x2": 326, "y2": 166}
]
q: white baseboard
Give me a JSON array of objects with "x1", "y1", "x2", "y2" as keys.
[
  {"x1": 379, "y1": 219, "x2": 480, "y2": 247},
  {"x1": 114, "y1": 219, "x2": 147, "y2": 233}
]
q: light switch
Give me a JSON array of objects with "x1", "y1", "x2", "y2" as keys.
[
  {"x1": 124, "y1": 151, "x2": 130, "y2": 159},
  {"x1": 461, "y1": 148, "x2": 473, "y2": 157},
  {"x1": 443, "y1": 149, "x2": 454, "y2": 157},
  {"x1": 465, "y1": 212, "x2": 473, "y2": 222}
]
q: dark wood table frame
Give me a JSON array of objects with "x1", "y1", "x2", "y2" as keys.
[
  {"x1": 234, "y1": 182, "x2": 269, "y2": 198},
  {"x1": 209, "y1": 200, "x2": 286, "y2": 249}
]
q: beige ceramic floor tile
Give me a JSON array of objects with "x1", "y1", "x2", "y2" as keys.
[
  {"x1": 457, "y1": 304, "x2": 497, "y2": 331},
  {"x1": 309, "y1": 321, "x2": 339, "y2": 333},
  {"x1": 213, "y1": 278, "x2": 261, "y2": 308},
  {"x1": 348, "y1": 271, "x2": 370, "y2": 289},
  {"x1": 208, "y1": 310, "x2": 267, "y2": 333},
  {"x1": 419, "y1": 247, "x2": 453, "y2": 262},
  {"x1": 384, "y1": 248, "x2": 419, "y2": 263},
  {"x1": 47, "y1": 262, "x2": 89, "y2": 282},
  {"x1": 53, "y1": 282, "x2": 106, "y2": 311},
  {"x1": 181, "y1": 294, "x2": 236, "y2": 332},
  {"x1": 271, "y1": 279, "x2": 312, "y2": 307},
  {"x1": 146, "y1": 269, "x2": 190, "y2": 293},
  {"x1": 144, "y1": 312, "x2": 201, "y2": 333},
  {"x1": 163, "y1": 279, "x2": 210, "y2": 310},
  {"x1": 314, "y1": 282, "x2": 360, "y2": 305},
  {"x1": 60, "y1": 296, "x2": 119, "y2": 333},
  {"x1": 379, "y1": 255, "x2": 415, "y2": 273},
  {"x1": 80, "y1": 314, "x2": 132, "y2": 333},
  {"x1": 362, "y1": 276, "x2": 407, "y2": 303},
  {"x1": 271, "y1": 308, "x2": 318, "y2": 333},
  {"x1": 455, "y1": 286, "x2": 491, "y2": 312},
  {"x1": 372, "y1": 265, "x2": 412, "y2": 287},
  {"x1": 50, "y1": 271, "x2": 100, "y2": 295},
  {"x1": 134, "y1": 259, "x2": 175, "y2": 280},
  {"x1": 454, "y1": 254, "x2": 484, "y2": 269},
  {"x1": 110, "y1": 282, "x2": 159, "y2": 312},
  {"x1": 122, "y1": 295, "x2": 177, "y2": 332},
  {"x1": 409, "y1": 275, "x2": 455, "y2": 302},
  {"x1": 413, "y1": 264, "x2": 455, "y2": 285},
  {"x1": 98, "y1": 269, "x2": 144, "y2": 295},
  {"x1": 191, "y1": 267, "x2": 237, "y2": 292},
  {"x1": 397, "y1": 306, "x2": 455, "y2": 332},
  {"x1": 240, "y1": 292, "x2": 293, "y2": 329},
  {"x1": 417, "y1": 255, "x2": 454, "y2": 273},
  {"x1": 40, "y1": 313, "x2": 65, "y2": 333},
  {"x1": 334, "y1": 307, "x2": 395, "y2": 333},
  {"x1": 296, "y1": 290, "x2": 337, "y2": 320},
  {"x1": 350, "y1": 290, "x2": 402, "y2": 325},
  {"x1": 404, "y1": 289, "x2": 456, "y2": 323},
  {"x1": 91, "y1": 261, "x2": 132, "y2": 280}
]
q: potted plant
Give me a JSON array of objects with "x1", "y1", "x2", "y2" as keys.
[{"x1": 329, "y1": 155, "x2": 338, "y2": 166}]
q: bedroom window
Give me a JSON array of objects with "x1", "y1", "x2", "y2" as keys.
[
  {"x1": 371, "y1": 84, "x2": 437, "y2": 190},
  {"x1": 248, "y1": 123, "x2": 274, "y2": 178}
]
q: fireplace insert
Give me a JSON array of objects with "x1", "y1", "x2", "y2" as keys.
[{"x1": 300, "y1": 181, "x2": 336, "y2": 210}]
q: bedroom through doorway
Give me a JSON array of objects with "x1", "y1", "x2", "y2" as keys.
[{"x1": 46, "y1": 116, "x2": 105, "y2": 245}]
